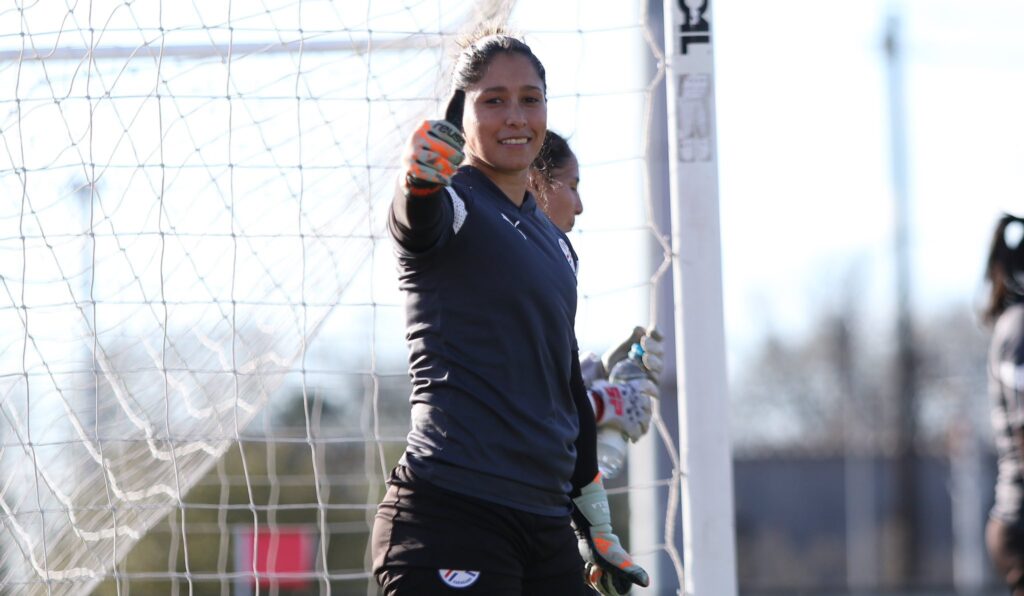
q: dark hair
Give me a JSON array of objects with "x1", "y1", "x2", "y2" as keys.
[
  {"x1": 982, "y1": 213, "x2": 1024, "y2": 326},
  {"x1": 530, "y1": 130, "x2": 574, "y2": 184},
  {"x1": 444, "y1": 30, "x2": 547, "y2": 131}
]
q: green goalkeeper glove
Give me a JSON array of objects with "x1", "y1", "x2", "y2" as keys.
[
  {"x1": 401, "y1": 119, "x2": 465, "y2": 193},
  {"x1": 572, "y1": 475, "x2": 650, "y2": 595}
]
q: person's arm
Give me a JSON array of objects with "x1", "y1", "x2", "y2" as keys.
[
  {"x1": 389, "y1": 120, "x2": 464, "y2": 253},
  {"x1": 1006, "y1": 354, "x2": 1024, "y2": 469},
  {"x1": 569, "y1": 350, "x2": 650, "y2": 595},
  {"x1": 570, "y1": 351, "x2": 598, "y2": 492},
  {"x1": 390, "y1": 184, "x2": 452, "y2": 253}
]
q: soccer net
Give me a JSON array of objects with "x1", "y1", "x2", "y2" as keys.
[{"x1": 0, "y1": 0, "x2": 679, "y2": 593}]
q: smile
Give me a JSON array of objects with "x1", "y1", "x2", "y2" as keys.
[{"x1": 500, "y1": 138, "x2": 529, "y2": 145}]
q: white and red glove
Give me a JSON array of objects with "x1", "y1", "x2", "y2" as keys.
[
  {"x1": 588, "y1": 379, "x2": 655, "y2": 443},
  {"x1": 401, "y1": 119, "x2": 464, "y2": 194},
  {"x1": 572, "y1": 474, "x2": 650, "y2": 595}
]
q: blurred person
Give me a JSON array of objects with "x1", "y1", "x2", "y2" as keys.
[
  {"x1": 982, "y1": 212, "x2": 1024, "y2": 596},
  {"x1": 528, "y1": 129, "x2": 583, "y2": 233},
  {"x1": 371, "y1": 30, "x2": 649, "y2": 596}
]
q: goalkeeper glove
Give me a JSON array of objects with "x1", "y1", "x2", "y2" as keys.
[
  {"x1": 588, "y1": 379, "x2": 655, "y2": 442},
  {"x1": 572, "y1": 475, "x2": 650, "y2": 595},
  {"x1": 401, "y1": 119, "x2": 465, "y2": 193},
  {"x1": 601, "y1": 327, "x2": 664, "y2": 384}
]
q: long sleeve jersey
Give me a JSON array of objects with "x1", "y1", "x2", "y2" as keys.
[
  {"x1": 389, "y1": 166, "x2": 596, "y2": 516},
  {"x1": 990, "y1": 302, "x2": 1024, "y2": 523}
]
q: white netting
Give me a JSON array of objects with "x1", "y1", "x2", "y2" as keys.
[{"x1": 0, "y1": 0, "x2": 680, "y2": 593}]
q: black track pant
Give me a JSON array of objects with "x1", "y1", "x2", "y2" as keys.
[{"x1": 371, "y1": 465, "x2": 593, "y2": 596}]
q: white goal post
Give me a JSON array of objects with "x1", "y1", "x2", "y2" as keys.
[{"x1": 661, "y1": 1, "x2": 738, "y2": 594}]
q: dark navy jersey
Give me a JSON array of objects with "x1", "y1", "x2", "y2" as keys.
[
  {"x1": 389, "y1": 166, "x2": 582, "y2": 516},
  {"x1": 990, "y1": 302, "x2": 1024, "y2": 523}
]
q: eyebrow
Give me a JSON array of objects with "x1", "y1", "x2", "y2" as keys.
[{"x1": 478, "y1": 85, "x2": 545, "y2": 94}]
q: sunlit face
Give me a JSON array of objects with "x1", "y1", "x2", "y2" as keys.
[
  {"x1": 462, "y1": 53, "x2": 547, "y2": 180},
  {"x1": 538, "y1": 155, "x2": 583, "y2": 233}
]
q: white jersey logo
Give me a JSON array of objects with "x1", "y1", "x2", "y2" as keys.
[
  {"x1": 559, "y1": 238, "x2": 577, "y2": 276},
  {"x1": 438, "y1": 569, "x2": 481, "y2": 588},
  {"x1": 501, "y1": 213, "x2": 527, "y2": 240}
]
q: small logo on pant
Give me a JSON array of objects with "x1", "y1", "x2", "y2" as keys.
[{"x1": 438, "y1": 569, "x2": 481, "y2": 588}]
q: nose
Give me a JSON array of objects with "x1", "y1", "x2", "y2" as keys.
[
  {"x1": 575, "y1": 195, "x2": 584, "y2": 216},
  {"x1": 506, "y1": 104, "x2": 526, "y2": 127}
]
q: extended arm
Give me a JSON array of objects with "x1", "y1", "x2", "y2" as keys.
[
  {"x1": 388, "y1": 120, "x2": 464, "y2": 253},
  {"x1": 570, "y1": 351, "x2": 650, "y2": 595},
  {"x1": 571, "y1": 351, "x2": 598, "y2": 492}
]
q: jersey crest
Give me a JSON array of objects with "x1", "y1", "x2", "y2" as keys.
[
  {"x1": 438, "y1": 569, "x2": 481, "y2": 588},
  {"x1": 501, "y1": 213, "x2": 527, "y2": 240},
  {"x1": 558, "y1": 238, "x2": 577, "y2": 277}
]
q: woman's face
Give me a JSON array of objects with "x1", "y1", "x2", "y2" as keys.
[
  {"x1": 462, "y1": 53, "x2": 547, "y2": 179},
  {"x1": 539, "y1": 155, "x2": 582, "y2": 233}
]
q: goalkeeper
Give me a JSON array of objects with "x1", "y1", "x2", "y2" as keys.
[{"x1": 371, "y1": 29, "x2": 650, "y2": 596}]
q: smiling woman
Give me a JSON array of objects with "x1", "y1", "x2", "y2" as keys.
[
  {"x1": 459, "y1": 52, "x2": 547, "y2": 199},
  {"x1": 372, "y1": 29, "x2": 649, "y2": 596}
]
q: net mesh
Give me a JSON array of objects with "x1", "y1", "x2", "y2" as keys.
[{"x1": 0, "y1": 0, "x2": 680, "y2": 593}]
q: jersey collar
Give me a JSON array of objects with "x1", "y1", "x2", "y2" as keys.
[{"x1": 458, "y1": 165, "x2": 538, "y2": 215}]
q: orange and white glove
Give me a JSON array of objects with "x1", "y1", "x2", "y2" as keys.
[
  {"x1": 572, "y1": 475, "x2": 650, "y2": 595},
  {"x1": 401, "y1": 119, "x2": 464, "y2": 195}
]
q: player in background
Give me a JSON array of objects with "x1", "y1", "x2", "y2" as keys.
[
  {"x1": 528, "y1": 130, "x2": 663, "y2": 456},
  {"x1": 982, "y1": 213, "x2": 1024, "y2": 596},
  {"x1": 527, "y1": 129, "x2": 584, "y2": 234},
  {"x1": 371, "y1": 30, "x2": 649, "y2": 595}
]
